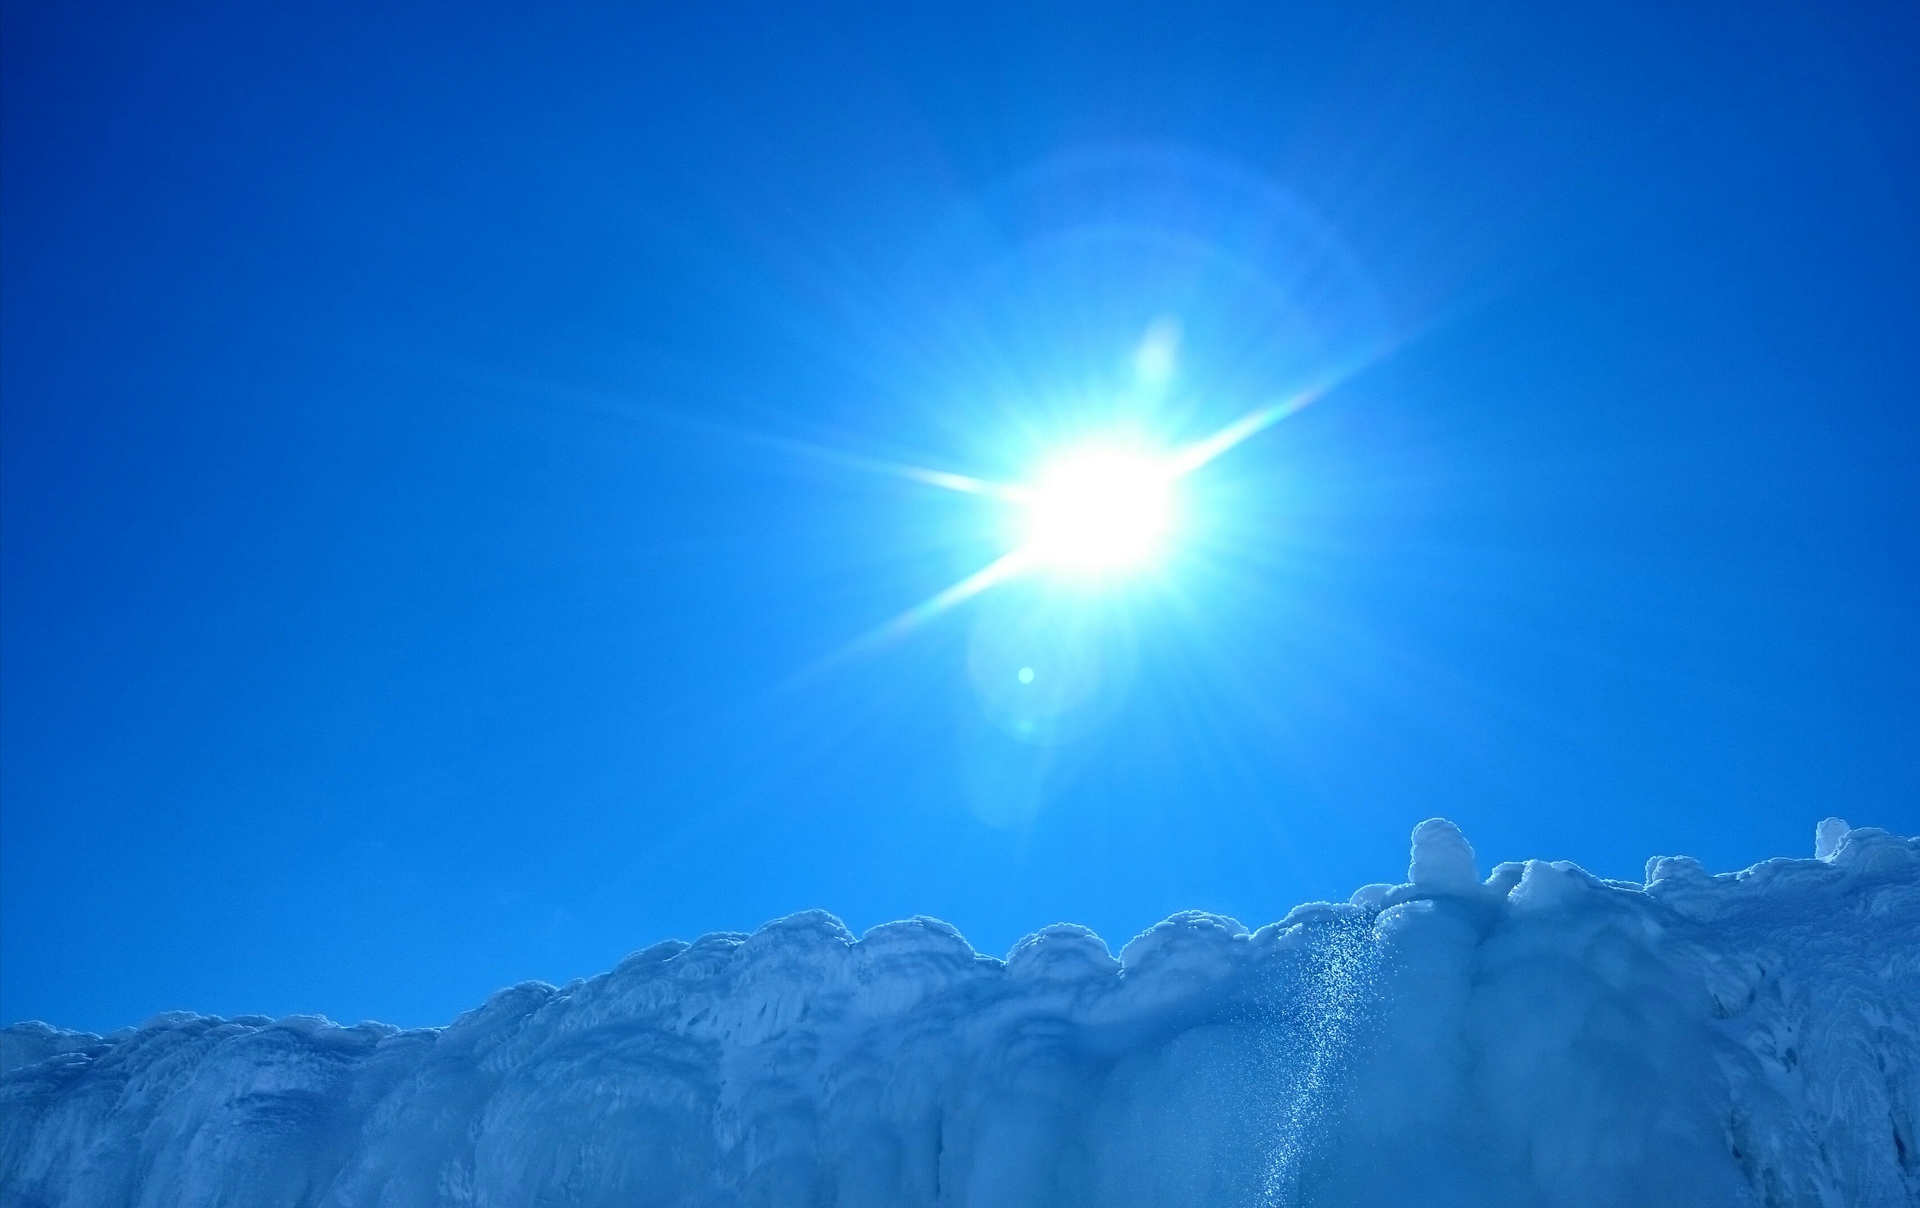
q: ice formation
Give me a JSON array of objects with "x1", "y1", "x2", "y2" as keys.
[{"x1": 4, "y1": 820, "x2": 1916, "y2": 1207}]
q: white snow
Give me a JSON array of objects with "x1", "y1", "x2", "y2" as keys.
[
  {"x1": 4, "y1": 820, "x2": 1917, "y2": 1206},
  {"x1": 1816, "y1": 816, "x2": 1851, "y2": 861},
  {"x1": 1406, "y1": 817, "x2": 1479, "y2": 893}
]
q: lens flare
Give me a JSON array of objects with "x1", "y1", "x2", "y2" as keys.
[
  {"x1": 824, "y1": 377, "x2": 1342, "y2": 662},
  {"x1": 1022, "y1": 448, "x2": 1176, "y2": 571}
]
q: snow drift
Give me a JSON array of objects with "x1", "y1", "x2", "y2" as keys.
[{"x1": 4, "y1": 819, "x2": 1916, "y2": 1207}]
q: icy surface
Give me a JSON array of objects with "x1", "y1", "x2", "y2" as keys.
[{"x1": 4, "y1": 822, "x2": 1917, "y2": 1207}]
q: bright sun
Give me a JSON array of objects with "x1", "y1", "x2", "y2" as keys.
[
  {"x1": 1021, "y1": 448, "x2": 1176, "y2": 571},
  {"x1": 849, "y1": 372, "x2": 1332, "y2": 647}
]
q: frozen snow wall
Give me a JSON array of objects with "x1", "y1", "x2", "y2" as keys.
[{"x1": 4, "y1": 821, "x2": 1917, "y2": 1208}]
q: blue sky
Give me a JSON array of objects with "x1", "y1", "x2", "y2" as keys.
[{"x1": 3, "y1": 0, "x2": 1916, "y2": 1032}]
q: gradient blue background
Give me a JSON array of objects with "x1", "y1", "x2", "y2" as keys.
[{"x1": 4, "y1": 0, "x2": 1916, "y2": 1033}]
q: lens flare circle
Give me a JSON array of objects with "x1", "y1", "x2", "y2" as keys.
[{"x1": 1022, "y1": 447, "x2": 1175, "y2": 571}]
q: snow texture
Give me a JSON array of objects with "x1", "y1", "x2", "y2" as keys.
[{"x1": 4, "y1": 819, "x2": 1917, "y2": 1207}]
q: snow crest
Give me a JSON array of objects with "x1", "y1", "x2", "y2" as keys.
[{"x1": 4, "y1": 822, "x2": 1917, "y2": 1207}]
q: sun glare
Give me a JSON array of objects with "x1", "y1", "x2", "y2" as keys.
[
  {"x1": 1021, "y1": 448, "x2": 1176, "y2": 571},
  {"x1": 838, "y1": 378, "x2": 1338, "y2": 654}
]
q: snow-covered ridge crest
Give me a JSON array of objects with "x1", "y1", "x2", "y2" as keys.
[{"x1": 4, "y1": 820, "x2": 1916, "y2": 1207}]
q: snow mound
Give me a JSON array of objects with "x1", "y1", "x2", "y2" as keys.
[{"x1": 4, "y1": 821, "x2": 1917, "y2": 1206}]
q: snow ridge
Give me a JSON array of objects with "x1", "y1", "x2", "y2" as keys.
[{"x1": 3, "y1": 821, "x2": 1916, "y2": 1207}]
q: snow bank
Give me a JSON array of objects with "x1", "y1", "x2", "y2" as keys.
[{"x1": 4, "y1": 820, "x2": 1916, "y2": 1206}]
